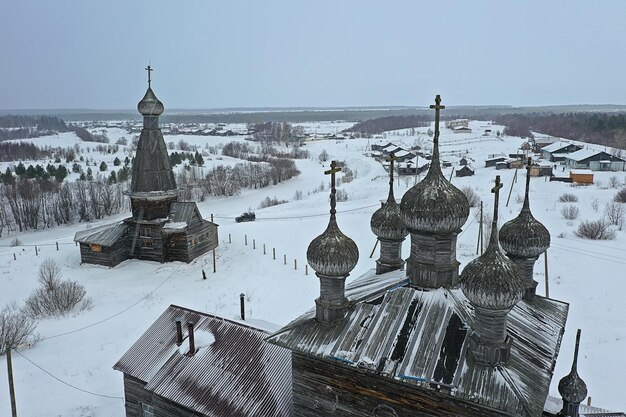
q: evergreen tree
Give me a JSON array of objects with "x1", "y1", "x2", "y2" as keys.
[
  {"x1": 72, "y1": 163, "x2": 81, "y2": 173},
  {"x1": 86, "y1": 167, "x2": 93, "y2": 181},
  {"x1": 108, "y1": 171, "x2": 117, "y2": 184},
  {"x1": 195, "y1": 151, "x2": 204, "y2": 166},
  {"x1": 113, "y1": 157, "x2": 121, "y2": 166},
  {"x1": 99, "y1": 161, "x2": 108, "y2": 171},
  {"x1": 55, "y1": 165, "x2": 68, "y2": 182},
  {"x1": 79, "y1": 172, "x2": 86, "y2": 181},
  {"x1": 15, "y1": 162, "x2": 26, "y2": 176},
  {"x1": 124, "y1": 156, "x2": 130, "y2": 166}
]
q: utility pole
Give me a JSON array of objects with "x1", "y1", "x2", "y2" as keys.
[
  {"x1": 506, "y1": 169, "x2": 517, "y2": 207},
  {"x1": 476, "y1": 201, "x2": 484, "y2": 255},
  {"x1": 6, "y1": 347, "x2": 18, "y2": 417},
  {"x1": 544, "y1": 250, "x2": 550, "y2": 298}
]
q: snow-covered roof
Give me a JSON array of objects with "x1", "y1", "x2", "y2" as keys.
[
  {"x1": 115, "y1": 305, "x2": 292, "y2": 417},
  {"x1": 74, "y1": 222, "x2": 128, "y2": 246},
  {"x1": 541, "y1": 141, "x2": 576, "y2": 153},
  {"x1": 453, "y1": 126, "x2": 471, "y2": 131},
  {"x1": 268, "y1": 269, "x2": 568, "y2": 417},
  {"x1": 566, "y1": 148, "x2": 614, "y2": 162},
  {"x1": 571, "y1": 169, "x2": 593, "y2": 175}
]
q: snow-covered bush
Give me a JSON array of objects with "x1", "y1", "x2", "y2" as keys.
[
  {"x1": 605, "y1": 202, "x2": 625, "y2": 229},
  {"x1": 608, "y1": 176, "x2": 621, "y2": 189},
  {"x1": 258, "y1": 196, "x2": 288, "y2": 209},
  {"x1": 559, "y1": 193, "x2": 578, "y2": 203},
  {"x1": 293, "y1": 190, "x2": 303, "y2": 200},
  {"x1": 336, "y1": 189, "x2": 349, "y2": 202},
  {"x1": 0, "y1": 303, "x2": 37, "y2": 352},
  {"x1": 461, "y1": 185, "x2": 480, "y2": 208},
  {"x1": 560, "y1": 205, "x2": 579, "y2": 220},
  {"x1": 10, "y1": 237, "x2": 21, "y2": 247},
  {"x1": 24, "y1": 259, "x2": 93, "y2": 318},
  {"x1": 574, "y1": 220, "x2": 616, "y2": 240},
  {"x1": 614, "y1": 187, "x2": 626, "y2": 203},
  {"x1": 318, "y1": 149, "x2": 329, "y2": 162}
]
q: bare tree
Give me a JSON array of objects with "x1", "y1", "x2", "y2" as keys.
[
  {"x1": 0, "y1": 303, "x2": 38, "y2": 352},
  {"x1": 560, "y1": 205, "x2": 579, "y2": 220},
  {"x1": 575, "y1": 220, "x2": 616, "y2": 240},
  {"x1": 605, "y1": 202, "x2": 625, "y2": 230}
]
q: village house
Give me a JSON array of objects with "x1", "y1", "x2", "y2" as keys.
[
  {"x1": 540, "y1": 141, "x2": 583, "y2": 162},
  {"x1": 532, "y1": 136, "x2": 557, "y2": 152},
  {"x1": 570, "y1": 169, "x2": 594, "y2": 184},
  {"x1": 485, "y1": 153, "x2": 507, "y2": 167},
  {"x1": 456, "y1": 164, "x2": 475, "y2": 177},
  {"x1": 453, "y1": 125, "x2": 472, "y2": 134},
  {"x1": 445, "y1": 118, "x2": 469, "y2": 129},
  {"x1": 565, "y1": 149, "x2": 626, "y2": 171}
]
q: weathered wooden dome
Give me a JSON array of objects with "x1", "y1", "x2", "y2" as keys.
[
  {"x1": 371, "y1": 173, "x2": 407, "y2": 241},
  {"x1": 137, "y1": 87, "x2": 164, "y2": 116},
  {"x1": 499, "y1": 162, "x2": 550, "y2": 258},
  {"x1": 307, "y1": 217, "x2": 359, "y2": 277},
  {"x1": 461, "y1": 178, "x2": 524, "y2": 310},
  {"x1": 558, "y1": 330, "x2": 588, "y2": 405},
  {"x1": 400, "y1": 134, "x2": 469, "y2": 234}
]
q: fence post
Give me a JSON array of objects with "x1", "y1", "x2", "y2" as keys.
[
  {"x1": 228, "y1": 233, "x2": 231, "y2": 244},
  {"x1": 6, "y1": 347, "x2": 17, "y2": 417},
  {"x1": 253, "y1": 239, "x2": 256, "y2": 249},
  {"x1": 212, "y1": 249, "x2": 216, "y2": 273},
  {"x1": 283, "y1": 254, "x2": 286, "y2": 265},
  {"x1": 263, "y1": 244, "x2": 266, "y2": 255},
  {"x1": 305, "y1": 265, "x2": 308, "y2": 275},
  {"x1": 202, "y1": 270, "x2": 207, "y2": 280},
  {"x1": 244, "y1": 235, "x2": 248, "y2": 246},
  {"x1": 35, "y1": 246, "x2": 38, "y2": 256},
  {"x1": 56, "y1": 241, "x2": 59, "y2": 251},
  {"x1": 273, "y1": 248, "x2": 276, "y2": 260},
  {"x1": 294, "y1": 259, "x2": 297, "y2": 270},
  {"x1": 13, "y1": 253, "x2": 16, "y2": 261}
]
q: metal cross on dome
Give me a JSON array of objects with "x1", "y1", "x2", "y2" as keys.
[
  {"x1": 145, "y1": 65, "x2": 153, "y2": 87},
  {"x1": 491, "y1": 175, "x2": 503, "y2": 221},
  {"x1": 324, "y1": 160, "x2": 342, "y2": 216},
  {"x1": 430, "y1": 94, "x2": 445, "y2": 136},
  {"x1": 386, "y1": 152, "x2": 397, "y2": 186}
]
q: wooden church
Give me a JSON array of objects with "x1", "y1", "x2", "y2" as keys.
[
  {"x1": 115, "y1": 95, "x2": 610, "y2": 417},
  {"x1": 75, "y1": 68, "x2": 218, "y2": 266}
]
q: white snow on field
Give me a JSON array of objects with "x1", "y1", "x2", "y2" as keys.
[{"x1": 1, "y1": 120, "x2": 626, "y2": 415}]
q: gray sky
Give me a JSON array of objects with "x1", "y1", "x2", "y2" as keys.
[{"x1": 2, "y1": 0, "x2": 626, "y2": 109}]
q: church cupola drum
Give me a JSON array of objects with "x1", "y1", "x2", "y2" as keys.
[
  {"x1": 460, "y1": 175, "x2": 525, "y2": 366},
  {"x1": 130, "y1": 65, "x2": 178, "y2": 220},
  {"x1": 307, "y1": 161, "x2": 359, "y2": 323},
  {"x1": 400, "y1": 95, "x2": 470, "y2": 288},
  {"x1": 370, "y1": 152, "x2": 408, "y2": 274},
  {"x1": 499, "y1": 157, "x2": 550, "y2": 301}
]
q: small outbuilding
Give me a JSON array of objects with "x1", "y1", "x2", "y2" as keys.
[
  {"x1": 456, "y1": 165, "x2": 475, "y2": 177},
  {"x1": 485, "y1": 154, "x2": 507, "y2": 167},
  {"x1": 75, "y1": 223, "x2": 130, "y2": 267},
  {"x1": 453, "y1": 126, "x2": 472, "y2": 134},
  {"x1": 570, "y1": 169, "x2": 594, "y2": 184}
]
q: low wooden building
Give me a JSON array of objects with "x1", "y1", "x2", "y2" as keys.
[
  {"x1": 75, "y1": 223, "x2": 130, "y2": 267},
  {"x1": 570, "y1": 169, "x2": 594, "y2": 184},
  {"x1": 485, "y1": 154, "x2": 507, "y2": 167},
  {"x1": 530, "y1": 164, "x2": 553, "y2": 177},
  {"x1": 114, "y1": 305, "x2": 292, "y2": 417},
  {"x1": 161, "y1": 202, "x2": 218, "y2": 263},
  {"x1": 566, "y1": 149, "x2": 626, "y2": 171},
  {"x1": 541, "y1": 142, "x2": 583, "y2": 162},
  {"x1": 456, "y1": 165, "x2": 475, "y2": 177},
  {"x1": 453, "y1": 126, "x2": 472, "y2": 134}
]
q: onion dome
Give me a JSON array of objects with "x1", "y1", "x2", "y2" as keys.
[
  {"x1": 307, "y1": 161, "x2": 359, "y2": 277},
  {"x1": 499, "y1": 159, "x2": 550, "y2": 258},
  {"x1": 371, "y1": 157, "x2": 408, "y2": 241},
  {"x1": 138, "y1": 87, "x2": 164, "y2": 116},
  {"x1": 400, "y1": 95, "x2": 469, "y2": 234},
  {"x1": 307, "y1": 217, "x2": 359, "y2": 276},
  {"x1": 461, "y1": 176, "x2": 524, "y2": 310},
  {"x1": 558, "y1": 329, "x2": 588, "y2": 404}
]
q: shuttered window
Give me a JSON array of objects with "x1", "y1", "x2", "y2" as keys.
[{"x1": 141, "y1": 403, "x2": 155, "y2": 417}]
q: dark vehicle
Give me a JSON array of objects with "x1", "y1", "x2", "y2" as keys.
[{"x1": 235, "y1": 212, "x2": 256, "y2": 223}]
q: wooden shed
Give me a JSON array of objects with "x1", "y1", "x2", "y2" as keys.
[
  {"x1": 570, "y1": 169, "x2": 594, "y2": 184},
  {"x1": 162, "y1": 202, "x2": 218, "y2": 263},
  {"x1": 456, "y1": 165, "x2": 475, "y2": 177},
  {"x1": 75, "y1": 223, "x2": 130, "y2": 267}
]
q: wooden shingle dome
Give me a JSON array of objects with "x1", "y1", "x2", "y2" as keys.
[
  {"x1": 499, "y1": 158, "x2": 550, "y2": 259},
  {"x1": 137, "y1": 87, "x2": 164, "y2": 116}
]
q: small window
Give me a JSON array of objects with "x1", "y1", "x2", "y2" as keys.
[
  {"x1": 90, "y1": 244, "x2": 102, "y2": 252},
  {"x1": 141, "y1": 238, "x2": 153, "y2": 249},
  {"x1": 140, "y1": 227, "x2": 151, "y2": 238},
  {"x1": 141, "y1": 403, "x2": 155, "y2": 417}
]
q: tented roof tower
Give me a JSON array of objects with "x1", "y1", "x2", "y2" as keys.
[
  {"x1": 130, "y1": 65, "x2": 178, "y2": 220},
  {"x1": 400, "y1": 95, "x2": 470, "y2": 288}
]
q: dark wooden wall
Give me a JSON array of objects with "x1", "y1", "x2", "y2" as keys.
[
  {"x1": 79, "y1": 241, "x2": 130, "y2": 267},
  {"x1": 122, "y1": 374, "x2": 205, "y2": 417},
  {"x1": 291, "y1": 353, "x2": 511, "y2": 417},
  {"x1": 186, "y1": 218, "x2": 218, "y2": 263}
]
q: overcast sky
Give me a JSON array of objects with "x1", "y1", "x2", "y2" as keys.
[{"x1": 2, "y1": 1, "x2": 626, "y2": 110}]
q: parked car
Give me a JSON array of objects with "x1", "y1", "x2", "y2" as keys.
[{"x1": 235, "y1": 212, "x2": 256, "y2": 223}]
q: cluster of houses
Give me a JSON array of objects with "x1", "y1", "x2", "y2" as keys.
[
  {"x1": 370, "y1": 141, "x2": 430, "y2": 175},
  {"x1": 445, "y1": 118, "x2": 473, "y2": 134}
]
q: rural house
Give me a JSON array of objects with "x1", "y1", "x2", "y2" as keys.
[{"x1": 565, "y1": 149, "x2": 626, "y2": 171}]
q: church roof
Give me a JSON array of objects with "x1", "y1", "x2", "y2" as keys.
[
  {"x1": 74, "y1": 222, "x2": 128, "y2": 246},
  {"x1": 114, "y1": 305, "x2": 292, "y2": 417},
  {"x1": 267, "y1": 269, "x2": 568, "y2": 417},
  {"x1": 137, "y1": 87, "x2": 164, "y2": 116},
  {"x1": 168, "y1": 202, "x2": 201, "y2": 224}
]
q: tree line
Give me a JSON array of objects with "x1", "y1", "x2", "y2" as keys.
[
  {"x1": 0, "y1": 115, "x2": 69, "y2": 141},
  {"x1": 345, "y1": 115, "x2": 431, "y2": 136}
]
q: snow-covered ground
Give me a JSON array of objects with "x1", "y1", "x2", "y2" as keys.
[{"x1": 1, "y1": 120, "x2": 625, "y2": 415}]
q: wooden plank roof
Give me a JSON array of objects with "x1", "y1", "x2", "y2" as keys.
[
  {"x1": 267, "y1": 270, "x2": 568, "y2": 417},
  {"x1": 73, "y1": 222, "x2": 128, "y2": 246},
  {"x1": 114, "y1": 305, "x2": 292, "y2": 417}
]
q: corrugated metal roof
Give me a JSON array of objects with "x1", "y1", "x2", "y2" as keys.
[
  {"x1": 114, "y1": 305, "x2": 292, "y2": 417},
  {"x1": 545, "y1": 395, "x2": 625, "y2": 416},
  {"x1": 267, "y1": 269, "x2": 568, "y2": 417},
  {"x1": 541, "y1": 141, "x2": 576, "y2": 153},
  {"x1": 74, "y1": 222, "x2": 128, "y2": 246}
]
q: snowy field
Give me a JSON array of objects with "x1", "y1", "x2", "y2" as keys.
[{"x1": 1, "y1": 120, "x2": 626, "y2": 415}]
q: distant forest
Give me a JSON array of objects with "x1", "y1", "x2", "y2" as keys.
[
  {"x1": 491, "y1": 113, "x2": 626, "y2": 149},
  {"x1": 0, "y1": 115, "x2": 68, "y2": 141},
  {"x1": 345, "y1": 115, "x2": 431, "y2": 135}
]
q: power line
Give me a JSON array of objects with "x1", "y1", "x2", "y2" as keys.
[
  {"x1": 13, "y1": 350, "x2": 124, "y2": 401},
  {"x1": 550, "y1": 242, "x2": 626, "y2": 265},
  {"x1": 211, "y1": 203, "x2": 380, "y2": 221}
]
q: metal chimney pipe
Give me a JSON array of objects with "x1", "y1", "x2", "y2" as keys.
[
  {"x1": 175, "y1": 318, "x2": 183, "y2": 346},
  {"x1": 240, "y1": 293, "x2": 245, "y2": 321},
  {"x1": 187, "y1": 321, "x2": 195, "y2": 356}
]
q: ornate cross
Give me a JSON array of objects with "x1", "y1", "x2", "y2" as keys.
[
  {"x1": 491, "y1": 175, "x2": 503, "y2": 221},
  {"x1": 145, "y1": 65, "x2": 153, "y2": 87},
  {"x1": 324, "y1": 160, "x2": 341, "y2": 216},
  {"x1": 430, "y1": 94, "x2": 445, "y2": 136}
]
